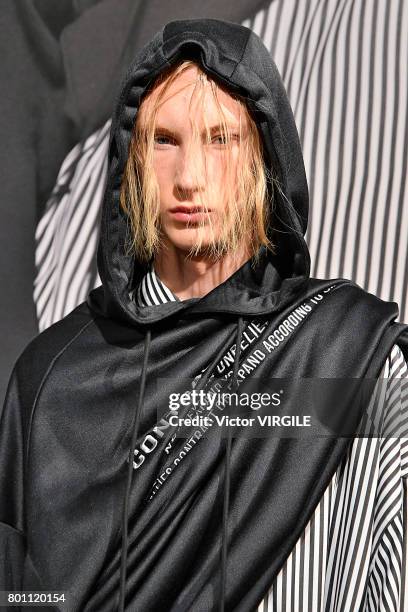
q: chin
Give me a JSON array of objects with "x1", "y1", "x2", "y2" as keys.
[
  {"x1": 171, "y1": 241, "x2": 216, "y2": 257},
  {"x1": 164, "y1": 229, "x2": 220, "y2": 254}
]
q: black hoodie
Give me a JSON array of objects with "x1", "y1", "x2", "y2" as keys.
[{"x1": 1, "y1": 18, "x2": 408, "y2": 612}]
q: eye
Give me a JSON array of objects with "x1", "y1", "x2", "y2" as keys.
[
  {"x1": 154, "y1": 133, "x2": 176, "y2": 146},
  {"x1": 211, "y1": 133, "x2": 239, "y2": 145}
]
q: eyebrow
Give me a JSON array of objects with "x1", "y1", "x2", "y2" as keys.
[{"x1": 153, "y1": 123, "x2": 242, "y2": 135}]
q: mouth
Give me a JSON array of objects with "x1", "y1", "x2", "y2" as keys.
[{"x1": 169, "y1": 206, "x2": 213, "y2": 223}]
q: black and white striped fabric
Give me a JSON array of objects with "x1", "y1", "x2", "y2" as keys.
[
  {"x1": 259, "y1": 345, "x2": 408, "y2": 612},
  {"x1": 130, "y1": 263, "x2": 181, "y2": 306},
  {"x1": 34, "y1": 120, "x2": 110, "y2": 330},
  {"x1": 34, "y1": 0, "x2": 408, "y2": 331},
  {"x1": 242, "y1": 0, "x2": 408, "y2": 320},
  {"x1": 135, "y1": 265, "x2": 408, "y2": 611}
]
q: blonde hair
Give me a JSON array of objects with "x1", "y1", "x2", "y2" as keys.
[{"x1": 120, "y1": 59, "x2": 278, "y2": 265}]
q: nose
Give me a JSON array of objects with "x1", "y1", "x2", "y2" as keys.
[{"x1": 174, "y1": 145, "x2": 206, "y2": 196}]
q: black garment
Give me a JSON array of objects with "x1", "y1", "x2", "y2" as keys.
[{"x1": 1, "y1": 18, "x2": 408, "y2": 612}]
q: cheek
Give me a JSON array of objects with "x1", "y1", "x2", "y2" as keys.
[
  {"x1": 152, "y1": 156, "x2": 175, "y2": 191},
  {"x1": 206, "y1": 152, "x2": 240, "y2": 200},
  {"x1": 209, "y1": 148, "x2": 240, "y2": 174},
  {"x1": 206, "y1": 154, "x2": 225, "y2": 179}
]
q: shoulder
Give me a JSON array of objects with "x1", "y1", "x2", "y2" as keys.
[
  {"x1": 0, "y1": 301, "x2": 97, "y2": 487},
  {"x1": 9, "y1": 300, "x2": 96, "y2": 413},
  {"x1": 307, "y1": 277, "x2": 403, "y2": 339}
]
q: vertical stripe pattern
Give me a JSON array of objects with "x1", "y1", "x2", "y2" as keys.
[
  {"x1": 131, "y1": 264, "x2": 180, "y2": 306},
  {"x1": 256, "y1": 343, "x2": 408, "y2": 611},
  {"x1": 34, "y1": 120, "x2": 110, "y2": 330},
  {"x1": 243, "y1": 0, "x2": 408, "y2": 323}
]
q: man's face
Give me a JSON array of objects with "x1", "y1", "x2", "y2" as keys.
[{"x1": 142, "y1": 65, "x2": 248, "y2": 255}]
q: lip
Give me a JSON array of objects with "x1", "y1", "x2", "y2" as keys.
[{"x1": 169, "y1": 206, "x2": 213, "y2": 223}]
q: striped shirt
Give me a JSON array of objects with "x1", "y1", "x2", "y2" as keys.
[
  {"x1": 134, "y1": 266, "x2": 408, "y2": 611},
  {"x1": 131, "y1": 263, "x2": 180, "y2": 306}
]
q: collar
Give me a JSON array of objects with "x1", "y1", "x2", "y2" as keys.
[{"x1": 133, "y1": 263, "x2": 180, "y2": 307}]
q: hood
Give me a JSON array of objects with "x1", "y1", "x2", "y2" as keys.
[{"x1": 88, "y1": 17, "x2": 311, "y2": 326}]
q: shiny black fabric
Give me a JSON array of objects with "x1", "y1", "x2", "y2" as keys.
[{"x1": 1, "y1": 17, "x2": 408, "y2": 612}]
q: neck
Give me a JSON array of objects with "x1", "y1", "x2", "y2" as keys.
[{"x1": 153, "y1": 245, "x2": 252, "y2": 300}]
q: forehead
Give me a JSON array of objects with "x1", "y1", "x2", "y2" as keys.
[{"x1": 139, "y1": 65, "x2": 245, "y2": 129}]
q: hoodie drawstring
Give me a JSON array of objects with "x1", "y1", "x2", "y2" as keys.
[
  {"x1": 117, "y1": 318, "x2": 243, "y2": 612},
  {"x1": 219, "y1": 316, "x2": 244, "y2": 612},
  {"x1": 118, "y1": 328, "x2": 151, "y2": 612}
]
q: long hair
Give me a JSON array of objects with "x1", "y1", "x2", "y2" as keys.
[{"x1": 120, "y1": 59, "x2": 278, "y2": 264}]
